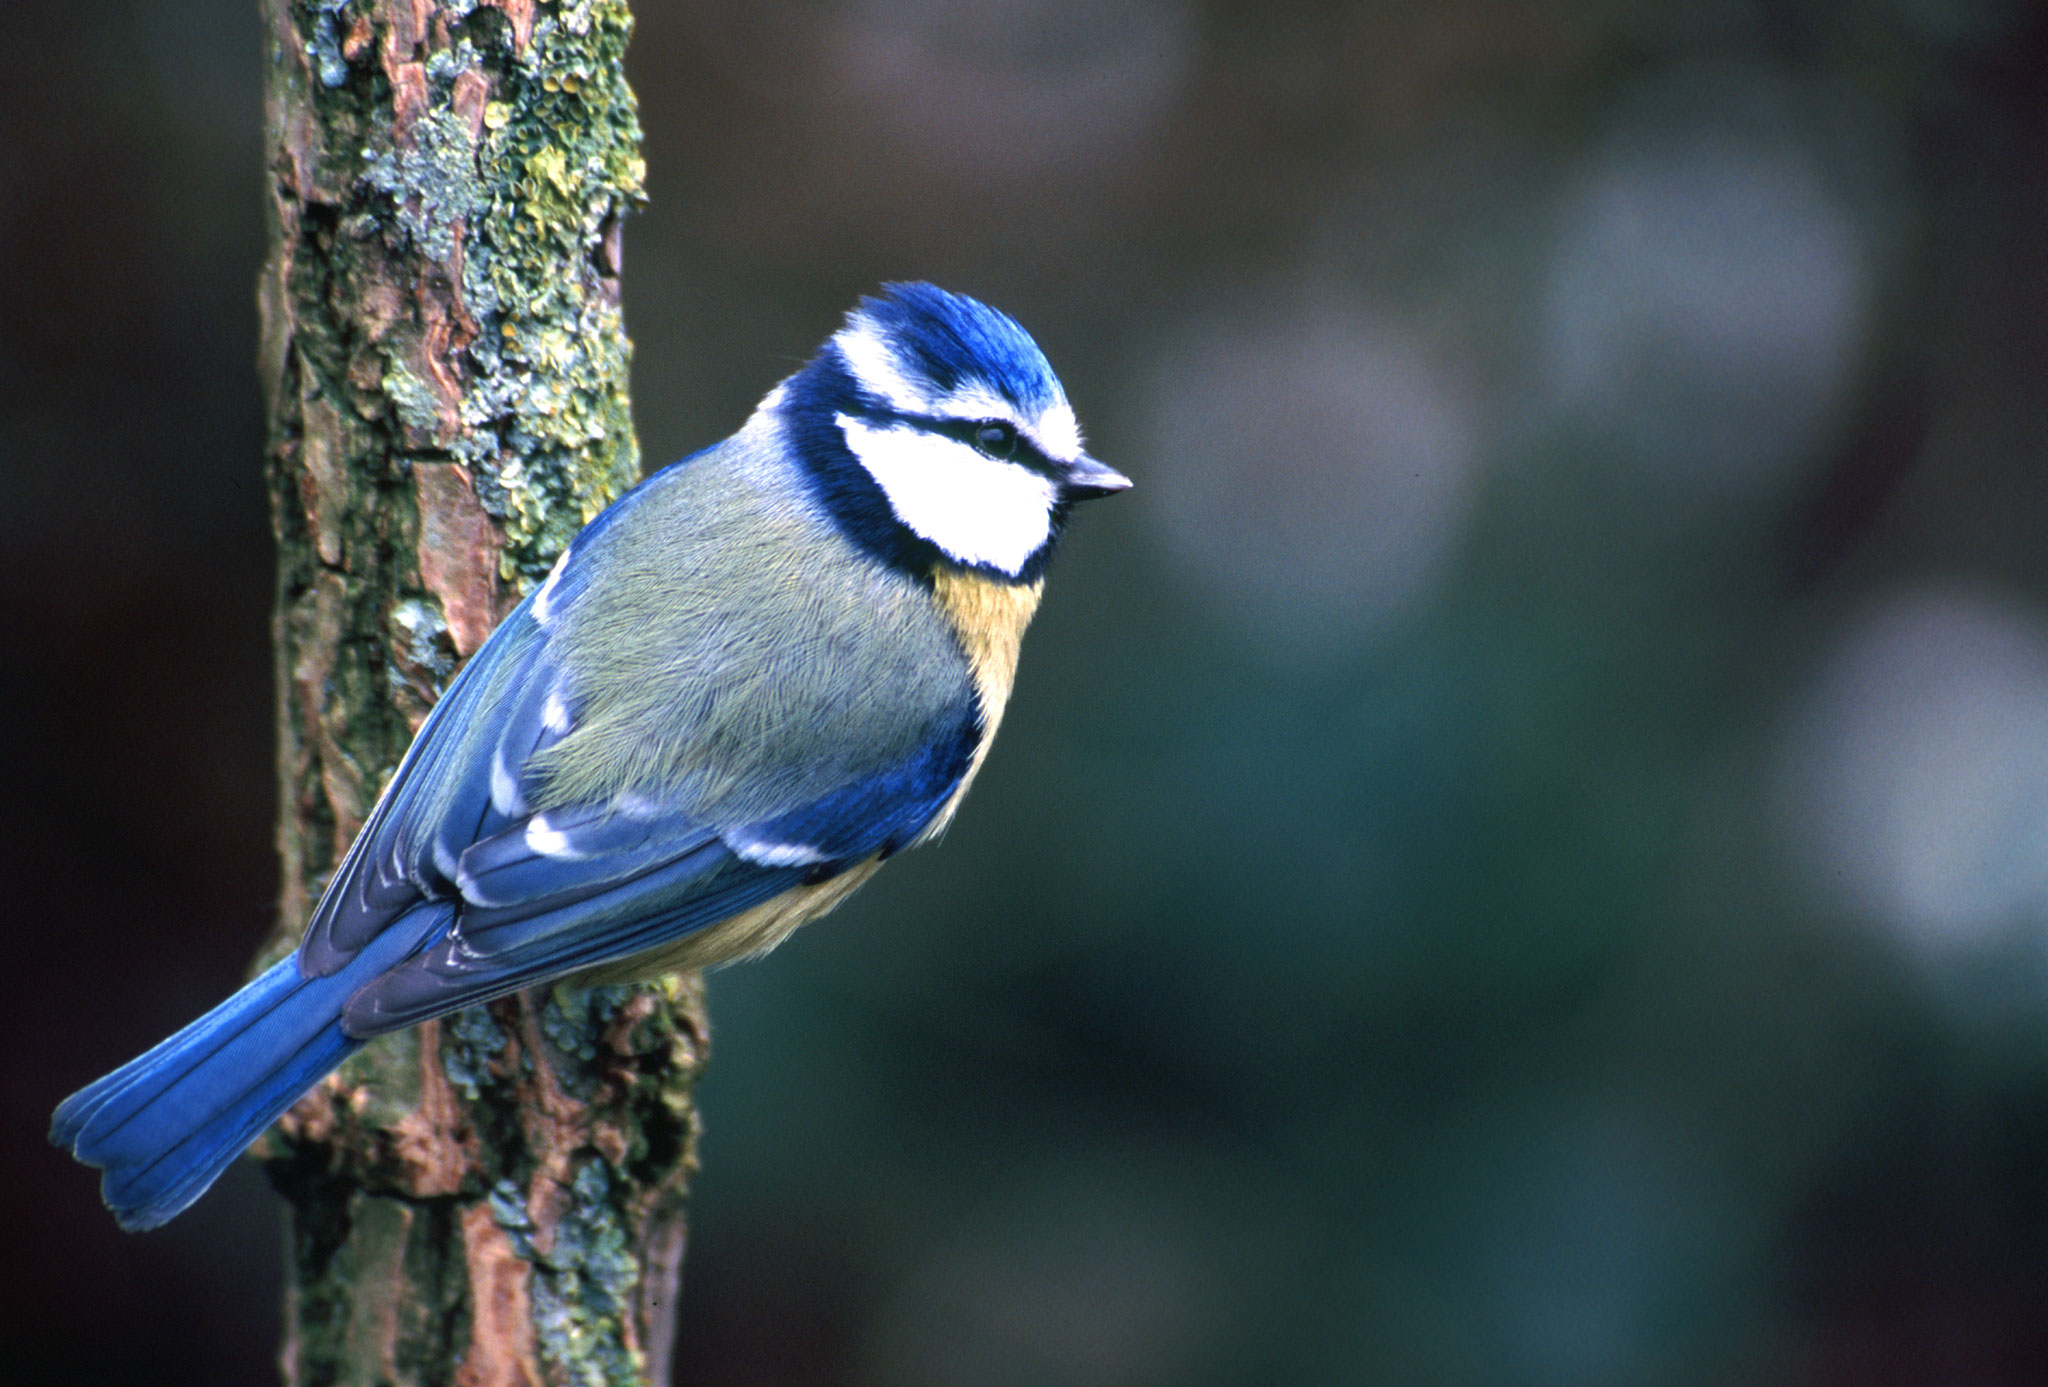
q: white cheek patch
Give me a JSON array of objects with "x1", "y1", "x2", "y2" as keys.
[{"x1": 837, "y1": 414, "x2": 1058, "y2": 575}]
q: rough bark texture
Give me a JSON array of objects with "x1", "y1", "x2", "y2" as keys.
[{"x1": 254, "y1": 4, "x2": 701, "y2": 1384}]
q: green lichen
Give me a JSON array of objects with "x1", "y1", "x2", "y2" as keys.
[
  {"x1": 341, "y1": 0, "x2": 647, "y2": 585},
  {"x1": 531, "y1": 1160, "x2": 645, "y2": 1387},
  {"x1": 307, "y1": 0, "x2": 354, "y2": 88},
  {"x1": 382, "y1": 357, "x2": 448, "y2": 439},
  {"x1": 464, "y1": 0, "x2": 647, "y2": 584},
  {"x1": 362, "y1": 102, "x2": 489, "y2": 263},
  {"x1": 441, "y1": 1004, "x2": 512, "y2": 1100},
  {"x1": 390, "y1": 597, "x2": 455, "y2": 686},
  {"x1": 489, "y1": 1177, "x2": 539, "y2": 1256},
  {"x1": 542, "y1": 982, "x2": 632, "y2": 1065},
  {"x1": 336, "y1": 1025, "x2": 425, "y2": 1128}
]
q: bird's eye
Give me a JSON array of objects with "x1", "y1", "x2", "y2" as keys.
[{"x1": 973, "y1": 420, "x2": 1019, "y2": 458}]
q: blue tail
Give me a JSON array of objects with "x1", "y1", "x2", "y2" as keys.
[{"x1": 50, "y1": 907, "x2": 448, "y2": 1231}]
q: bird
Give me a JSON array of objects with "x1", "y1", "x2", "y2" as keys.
[{"x1": 51, "y1": 282, "x2": 1130, "y2": 1230}]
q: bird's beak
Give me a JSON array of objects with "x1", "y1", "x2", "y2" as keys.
[{"x1": 1060, "y1": 454, "x2": 1133, "y2": 499}]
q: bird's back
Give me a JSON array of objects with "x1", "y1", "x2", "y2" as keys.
[{"x1": 530, "y1": 418, "x2": 981, "y2": 830}]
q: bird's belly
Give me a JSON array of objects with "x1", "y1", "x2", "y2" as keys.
[{"x1": 578, "y1": 855, "x2": 885, "y2": 982}]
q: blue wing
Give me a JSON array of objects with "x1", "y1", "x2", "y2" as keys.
[
  {"x1": 334, "y1": 692, "x2": 977, "y2": 1035},
  {"x1": 293, "y1": 449, "x2": 982, "y2": 1037}
]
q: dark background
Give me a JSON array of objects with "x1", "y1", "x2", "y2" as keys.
[{"x1": 8, "y1": 2, "x2": 2048, "y2": 1383}]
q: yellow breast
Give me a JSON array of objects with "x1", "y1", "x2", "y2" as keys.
[{"x1": 918, "y1": 567, "x2": 1044, "y2": 842}]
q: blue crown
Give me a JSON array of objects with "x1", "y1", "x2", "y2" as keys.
[{"x1": 846, "y1": 282, "x2": 1064, "y2": 416}]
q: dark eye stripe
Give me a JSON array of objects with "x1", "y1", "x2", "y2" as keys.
[{"x1": 910, "y1": 413, "x2": 1057, "y2": 475}]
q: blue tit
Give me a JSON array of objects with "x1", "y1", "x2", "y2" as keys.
[{"x1": 52, "y1": 282, "x2": 1129, "y2": 1230}]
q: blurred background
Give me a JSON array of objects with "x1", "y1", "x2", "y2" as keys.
[{"x1": 7, "y1": 1, "x2": 2048, "y2": 1382}]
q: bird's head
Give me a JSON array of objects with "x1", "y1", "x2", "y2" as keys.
[{"x1": 771, "y1": 282, "x2": 1130, "y2": 582}]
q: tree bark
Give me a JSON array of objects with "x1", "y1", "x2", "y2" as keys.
[{"x1": 254, "y1": 4, "x2": 700, "y2": 1384}]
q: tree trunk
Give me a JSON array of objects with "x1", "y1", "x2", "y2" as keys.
[{"x1": 254, "y1": 3, "x2": 700, "y2": 1384}]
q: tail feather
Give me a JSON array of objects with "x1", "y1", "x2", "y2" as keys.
[
  {"x1": 96, "y1": 1017, "x2": 360, "y2": 1227},
  {"x1": 51, "y1": 905, "x2": 450, "y2": 1231},
  {"x1": 52, "y1": 950, "x2": 329, "y2": 1154}
]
